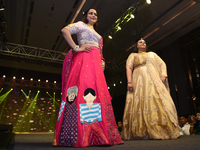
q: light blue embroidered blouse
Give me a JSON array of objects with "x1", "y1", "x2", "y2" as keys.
[{"x1": 67, "y1": 21, "x2": 101, "y2": 47}]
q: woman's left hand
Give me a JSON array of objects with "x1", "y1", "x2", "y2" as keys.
[
  {"x1": 161, "y1": 76, "x2": 166, "y2": 83},
  {"x1": 127, "y1": 83, "x2": 134, "y2": 93}
]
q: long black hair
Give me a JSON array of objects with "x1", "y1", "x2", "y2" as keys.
[{"x1": 82, "y1": 8, "x2": 98, "y2": 30}]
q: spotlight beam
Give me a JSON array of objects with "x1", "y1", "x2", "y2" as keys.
[
  {"x1": 0, "y1": 97, "x2": 7, "y2": 120},
  {"x1": 0, "y1": 88, "x2": 13, "y2": 105},
  {"x1": 0, "y1": 88, "x2": 3, "y2": 93},
  {"x1": 14, "y1": 91, "x2": 42, "y2": 132},
  {"x1": 46, "y1": 92, "x2": 59, "y2": 106}
]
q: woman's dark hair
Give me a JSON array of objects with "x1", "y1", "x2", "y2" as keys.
[
  {"x1": 133, "y1": 38, "x2": 148, "y2": 53},
  {"x1": 84, "y1": 88, "x2": 95, "y2": 96},
  {"x1": 82, "y1": 8, "x2": 98, "y2": 30}
]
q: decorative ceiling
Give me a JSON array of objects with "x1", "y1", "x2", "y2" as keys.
[{"x1": 0, "y1": 0, "x2": 200, "y2": 75}]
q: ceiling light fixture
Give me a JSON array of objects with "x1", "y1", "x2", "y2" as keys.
[
  {"x1": 146, "y1": 0, "x2": 151, "y2": 4},
  {"x1": 130, "y1": 14, "x2": 135, "y2": 18}
]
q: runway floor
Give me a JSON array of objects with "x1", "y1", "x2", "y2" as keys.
[{"x1": 13, "y1": 133, "x2": 200, "y2": 150}]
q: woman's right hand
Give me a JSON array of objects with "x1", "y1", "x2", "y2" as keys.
[
  {"x1": 127, "y1": 83, "x2": 134, "y2": 93},
  {"x1": 101, "y1": 60, "x2": 105, "y2": 71},
  {"x1": 78, "y1": 46, "x2": 91, "y2": 52}
]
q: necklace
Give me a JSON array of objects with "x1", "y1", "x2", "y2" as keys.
[{"x1": 138, "y1": 51, "x2": 146, "y2": 54}]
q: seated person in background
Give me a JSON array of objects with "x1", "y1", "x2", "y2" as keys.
[
  {"x1": 178, "y1": 119, "x2": 183, "y2": 135},
  {"x1": 190, "y1": 112, "x2": 200, "y2": 135},
  {"x1": 179, "y1": 115, "x2": 190, "y2": 135},
  {"x1": 188, "y1": 115, "x2": 192, "y2": 124}
]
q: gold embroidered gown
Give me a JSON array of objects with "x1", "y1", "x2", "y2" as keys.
[{"x1": 122, "y1": 52, "x2": 180, "y2": 140}]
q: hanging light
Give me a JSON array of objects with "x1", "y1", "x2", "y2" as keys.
[
  {"x1": 117, "y1": 26, "x2": 121, "y2": 30},
  {"x1": 30, "y1": 78, "x2": 33, "y2": 81},
  {"x1": 21, "y1": 77, "x2": 24, "y2": 80},
  {"x1": 130, "y1": 14, "x2": 135, "y2": 18},
  {"x1": 3, "y1": 75, "x2": 6, "y2": 78},
  {"x1": 146, "y1": 0, "x2": 151, "y2": 4},
  {"x1": 54, "y1": 81, "x2": 56, "y2": 84},
  {"x1": 38, "y1": 79, "x2": 40, "y2": 82},
  {"x1": 46, "y1": 80, "x2": 48, "y2": 83},
  {"x1": 108, "y1": 35, "x2": 112, "y2": 39},
  {"x1": 13, "y1": 76, "x2": 16, "y2": 79}
]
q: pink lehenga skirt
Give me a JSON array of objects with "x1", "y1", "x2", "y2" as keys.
[{"x1": 53, "y1": 47, "x2": 123, "y2": 147}]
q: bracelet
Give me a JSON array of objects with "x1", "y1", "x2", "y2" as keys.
[
  {"x1": 127, "y1": 81, "x2": 132, "y2": 84},
  {"x1": 73, "y1": 45, "x2": 79, "y2": 52}
]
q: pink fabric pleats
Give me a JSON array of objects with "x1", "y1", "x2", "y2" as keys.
[{"x1": 53, "y1": 47, "x2": 123, "y2": 147}]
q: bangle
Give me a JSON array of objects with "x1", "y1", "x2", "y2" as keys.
[
  {"x1": 127, "y1": 81, "x2": 132, "y2": 84},
  {"x1": 73, "y1": 45, "x2": 79, "y2": 52}
]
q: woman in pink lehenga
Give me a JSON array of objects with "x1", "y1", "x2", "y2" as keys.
[
  {"x1": 121, "y1": 39, "x2": 180, "y2": 140},
  {"x1": 52, "y1": 8, "x2": 123, "y2": 147}
]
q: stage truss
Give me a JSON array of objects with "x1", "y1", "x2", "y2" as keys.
[{"x1": 0, "y1": 42, "x2": 65, "y2": 64}]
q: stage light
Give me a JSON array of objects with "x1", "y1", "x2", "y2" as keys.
[
  {"x1": 3, "y1": 75, "x2": 6, "y2": 78},
  {"x1": 54, "y1": 81, "x2": 56, "y2": 83},
  {"x1": 21, "y1": 77, "x2": 24, "y2": 80},
  {"x1": 114, "y1": 84, "x2": 116, "y2": 86},
  {"x1": 13, "y1": 76, "x2": 16, "y2": 79},
  {"x1": 108, "y1": 87, "x2": 110, "y2": 89},
  {"x1": 117, "y1": 26, "x2": 121, "y2": 30},
  {"x1": 0, "y1": 8, "x2": 5, "y2": 11},
  {"x1": 146, "y1": 0, "x2": 151, "y2": 4},
  {"x1": 37, "y1": 90, "x2": 40, "y2": 93},
  {"x1": 13, "y1": 113, "x2": 17, "y2": 116},
  {"x1": 29, "y1": 120, "x2": 34, "y2": 123},
  {"x1": 108, "y1": 35, "x2": 112, "y2": 39},
  {"x1": 120, "y1": 81, "x2": 122, "y2": 84},
  {"x1": 131, "y1": 14, "x2": 135, "y2": 18},
  {"x1": 30, "y1": 78, "x2": 33, "y2": 81},
  {"x1": 38, "y1": 79, "x2": 40, "y2": 82},
  {"x1": 46, "y1": 80, "x2": 48, "y2": 83}
]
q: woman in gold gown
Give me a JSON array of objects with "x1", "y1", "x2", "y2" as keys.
[{"x1": 121, "y1": 39, "x2": 180, "y2": 140}]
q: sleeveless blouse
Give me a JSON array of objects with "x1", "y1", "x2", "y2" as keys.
[{"x1": 66, "y1": 21, "x2": 101, "y2": 47}]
